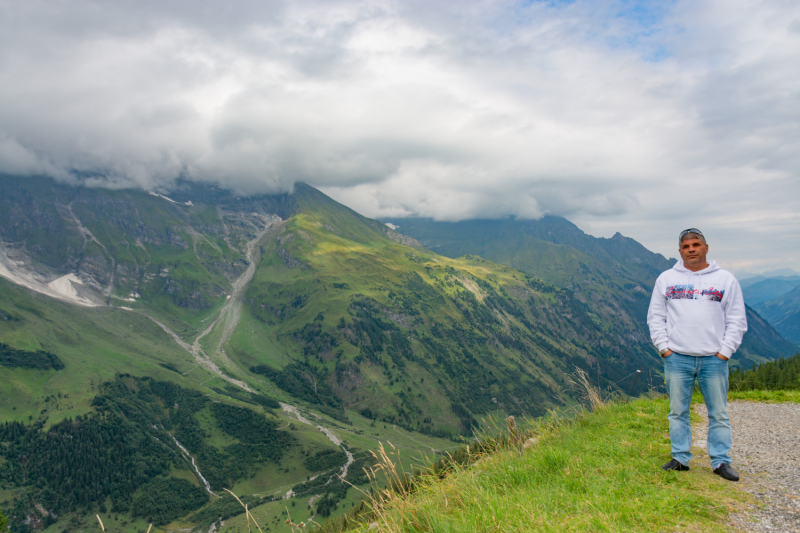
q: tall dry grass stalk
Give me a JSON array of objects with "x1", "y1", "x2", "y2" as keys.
[
  {"x1": 506, "y1": 416, "x2": 519, "y2": 448},
  {"x1": 283, "y1": 506, "x2": 310, "y2": 532},
  {"x1": 355, "y1": 442, "x2": 445, "y2": 531},
  {"x1": 224, "y1": 488, "x2": 311, "y2": 532},
  {"x1": 97, "y1": 514, "x2": 151, "y2": 533},
  {"x1": 223, "y1": 489, "x2": 268, "y2": 533},
  {"x1": 569, "y1": 367, "x2": 607, "y2": 411}
]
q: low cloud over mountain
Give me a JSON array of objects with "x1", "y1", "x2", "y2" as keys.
[{"x1": 0, "y1": 0, "x2": 798, "y2": 270}]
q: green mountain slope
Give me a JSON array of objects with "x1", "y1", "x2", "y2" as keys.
[
  {"x1": 0, "y1": 177, "x2": 460, "y2": 530},
  {"x1": 234, "y1": 184, "x2": 657, "y2": 425},
  {"x1": 0, "y1": 272, "x2": 454, "y2": 531},
  {"x1": 0, "y1": 175, "x2": 297, "y2": 330},
  {"x1": 381, "y1": 217, "x2": 798, "y2": 366}
]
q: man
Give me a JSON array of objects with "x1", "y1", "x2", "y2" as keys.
[{"x1": 647, "y1": 228, "x2": 747, "y2": 481}]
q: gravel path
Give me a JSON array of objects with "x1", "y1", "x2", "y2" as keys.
[{"x1": 693, "y1": 401, "x2": 800, "y2": 532}]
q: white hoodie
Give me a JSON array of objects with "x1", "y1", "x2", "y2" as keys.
[{"x1": 647, "y1": 260, "x2": 747, "y2": 358}]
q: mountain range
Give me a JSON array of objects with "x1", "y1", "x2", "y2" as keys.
[
  {"x1": 736, "y1": 274, "x2": 800, "y2": 344},
  {"x1": 737, "y1": 268, "x2": 800, "y2": 281},
  {"x1": 754, "y1": 285, "x2": 800, "y2": 344},
  {"x1": 382, "y1": 217, "x2": 799, "y2": 367},
  {"x1": 0, "y1": 175, "x2": 796, "y2": 531},
  {"x1": 741, "y1": 276, "x2": 800, "y2": 305}
]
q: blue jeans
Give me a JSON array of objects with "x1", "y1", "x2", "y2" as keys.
[{"x1": 664, "y1": 353, "x2": 732, "y2": 469}]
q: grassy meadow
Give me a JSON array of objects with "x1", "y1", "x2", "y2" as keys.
[{"x1": 335, "y1": 397, "x2": 751, "y2": 533}]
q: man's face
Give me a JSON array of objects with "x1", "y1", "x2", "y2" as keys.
[{"x1": 679, "y1": 237, "x2": 709, "y2": 269}]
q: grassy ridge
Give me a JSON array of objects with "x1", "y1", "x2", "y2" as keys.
[
  {"x1": 242, "y1": 206, "x2": 565, "y2": 431},
  {"x1": 349, "y1": 398, "x2": 747, "y2": 533},
  {"x1": 381, "y1": 216, "x2": 643, "y2": 289}
]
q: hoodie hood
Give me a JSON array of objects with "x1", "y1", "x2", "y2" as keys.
[{"x1": 672, "y1": 259, "x2": 721, "y2": 275}]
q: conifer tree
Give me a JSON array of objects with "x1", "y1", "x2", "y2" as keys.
[{"x1": 730, "y1": 353, "x2": 800, "y2": 391}]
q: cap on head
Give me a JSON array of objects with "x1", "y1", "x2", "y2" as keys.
[{"x1": 679, "y1": 228, "x2": 706, "y2": 244}]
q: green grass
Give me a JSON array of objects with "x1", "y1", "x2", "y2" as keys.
[
  {"x1": 728, "y1": 389, "x2": 800, "y2": 403},
  {"x1": 353, "y1": 399, "x2": 748, "y2": 533},
  {"x1": 0, "y1": 277, "x2": 214, "y2": 425}
]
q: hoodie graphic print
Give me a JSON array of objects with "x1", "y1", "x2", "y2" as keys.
[
  {"x1": 647, "y1": 260, "x2": 747, "y2": 358},
  {"x1": 665, "y1": 285, "x2": 725, "y2": 301}
]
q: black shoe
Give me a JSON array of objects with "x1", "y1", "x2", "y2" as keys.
[
  {"x1": 713, "y1": 464, "x2": 739, "y2": 481},
  {"x1": 662, "y1": 459, "x2": 690, "y2": 471}
]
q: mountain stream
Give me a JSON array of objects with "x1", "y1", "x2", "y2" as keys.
[{"x1": 170, "y1": 435, "x2": 216, "y2": 496}]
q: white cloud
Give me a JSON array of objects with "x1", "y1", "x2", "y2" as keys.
[{"x1": 0, "y1": 0, "x2": 797, "y2": 270}]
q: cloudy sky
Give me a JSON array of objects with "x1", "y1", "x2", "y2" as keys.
[{"x1": 1, "y1": 0, "x2": 798, "y2": 273}]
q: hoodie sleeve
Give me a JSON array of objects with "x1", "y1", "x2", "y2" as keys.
[
  {"x1": 718, "y1": 277, "x2": 747, "y2": 358},
  {"x1": 647, "y1": 275, "x2": 669, "y2": 352}
]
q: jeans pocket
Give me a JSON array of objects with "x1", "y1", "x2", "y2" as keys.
[{"x1": 705, "y1": 355, "x2": 730, "y2": 377}]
